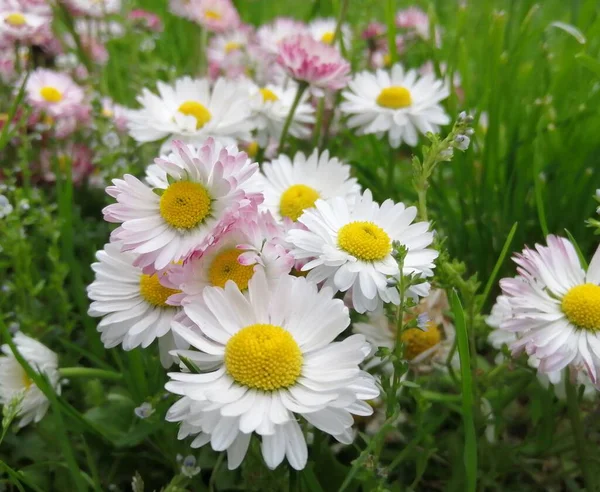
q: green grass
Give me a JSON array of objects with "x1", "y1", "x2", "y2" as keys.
[{"x1": 1, "y1": 0, "x2": 600, "y2": 491}]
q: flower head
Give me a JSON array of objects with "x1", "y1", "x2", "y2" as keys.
[
  {"x1": 127, "y1": 76, "x2": 253, "y2": 150},
  {"x1": 260, "y1": 149, "x2": 359, "y2": 222},
  {"x1": 129, "y1": 9, "x2": 163, "y2": 32},
  {"x1": 0, "y1": 333, "x2": 61, "y2": 428},
  {"x1": 25, "y1": 68, "x2": 87, "y2": 119},
  {"x1": 497, "y1": 235, "x2": 600, "y2": 386},
  {"x1": 287, "y1": 189, "x2": 437, "y2": 313},
  {"x1": 188, "y1": 0, "x2": 240, "y2": 32},
  {"x1": 103, "y1": 139, "x2": 261, "y2": 271},
  {"x1": 341, "y1": 63, "x2": 450, "y2": 148},
  {"x1": 308, "y1": 17, "x2": 352, "y2": 49},
  {"x1": 165, "y1": 271, "x2": 379, "y2": 470},
  {"x1": 277, "y1": 34, "x2": 351, "y2": 93},
  {"x1": 0, "y1": 9, "x2": 48, "y2": 43}
]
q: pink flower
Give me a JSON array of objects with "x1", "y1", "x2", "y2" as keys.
[
  {"x1": 0, "y1": 9, "x2": 49, "y2": 44},
  {"x1": 396, "y1": 7, "x2": 429, "y2": 31},
  {"x1": 277, "y1": 34, "x2": 350, "y2": 92},
  {"x1": 40, "y1": 143, "x2": 94, "y2": 185},
  {"x1": 14, "y1": 0, "x2": 52, "y2": 16},
  {"x1": 25, "y1": 68, "x2": 86, "y2": 118},
  {"x1": 128, "y1": 9, "x2": 163, "y2": 32},
  {"x1": 189, "y1": 0, "x2": 240, "y2": 33},
  {"x1": 256, "y1": 17, "x2": 307, "y2": 56},
  {"x1": 362, "y1": 21, "x2": 386, "y2": 41}
]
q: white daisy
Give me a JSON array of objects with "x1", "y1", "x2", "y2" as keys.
[
  {"x1": 340, "y1": 63, "x2": 450, "y2": 148},
  {"x1": 127, "y1": 76, "x2": 253, "y2": 151},
  {"x1": 308, "y1": 17, "x2": 352, "y2": 49},
  {"x1": 165, "y1": 271, "x2": 379, "y2": 470},
  {"x1": 103, "y1": 139, "x2": 260, "y2": 271},
  {"x1": 498, "y1": 235, "x2": 600, "y2": 387},
  {"x1": 165, "y1": 211, "x2": 293, "y2": 306},
  {"x1": 256, "y1": 17, "x2": 307, "y2": 56},
  {"x1": 248, "y1": 81, "x2": 315, "y2": 147},
  {"x1": 261, "y1": 149, "x2": 359, "y2": 222},
  {"x1": 0, "y1": 332, "x2": 60, "y2": 428},
  {"x1": 87, "y1": 243, "x2": 188, "y2": 368},
  {"x1": 287, "y1": 189, "x2": 437, "y2": 313},
  {"x1": 0, "y1": 9, "x2": 48, "y2": 42},
  {"x1": 207, "y1": 28, "x2": 253, "y2": 78}
]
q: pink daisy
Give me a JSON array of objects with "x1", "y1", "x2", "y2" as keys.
[
  {"x1": 25, "y1": 68, "x2": 86, "y2": 118},
  {"x1": 188, "y1": 0, "x2": 240, "y2": 33},
  {"x1": 277, "y1": 34, "x2": 351, "y2": 93},
  {"x1": 103, "y1": 138, "x2": 262, "y2": 271}
]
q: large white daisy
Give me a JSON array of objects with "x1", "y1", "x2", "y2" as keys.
[
  {"x1": 261, "y1": 149, "x2": 360, "y2": 222},
  {"x1": 498, "y1": 235, "x2": 600, "y2": 386},
  {"x1": 165, "y1": 271, "x2": 379, "y2": 470},
  {"x1": 287, "y1": 189, "x2": 437, "y2": 313},
  {"x1": 248, "y1": 81, "x2": 315, "y2": 147},
  {"x1": 340, "y1": 63, "x2": 450, "y2": 148},
  {"x1": 127, "y1": 76, "x2": 253, "y2": 151},
  {"x1": 87, "y1": 243, "x2": 188, "y2": 367},
  {"x1": 0, "y1": 332, "x2": 61, "y2": 428},
  {"x1": 103, "y1": 139, "x2": 261, "y2": 271}
]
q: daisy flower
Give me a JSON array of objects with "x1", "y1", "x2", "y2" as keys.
[
  {"x1": 340, "y1": 63, "x2": 450, "y2": 148},
  {"x1": 0, "y1": 9, "x2": 48, "y2": 43},
  {"x1": 87, "y1": 243, "x2": 187, "y2": 367},
  {"x1": 0, "y1": 332, "x2": 61, "y2": 428},
  {"x1": 165, "y1": 271, "x2": 379, "y2": 470},
  {"x1": 127, "y1": 76, "x2": 253, "y2": 150},
  {"x1": 498, "y1": 235, "x2": 600, "y2": 386},
  {"x1": 308, "y1": 17, "x2": 352, "y2": 49},
  {"x1": 277, "y1": 34, "x2": 351, "y2": 93},
  {"x1": 188, "y1": 0, "x2": 240, "y2": 33},
  {"x1": 207, "y1": 28, "x2": 253, "y2": 79},
  {"x1": 260, "y1": 149, "x2": 359, "y2": 222},
  {"x1": 287, "y1": 189, "x2": 437, "y2": 313},
  {"x1": 103, "y1": 139, "x2": 260, "y2": 271},
  {"x1": 165, "y1": 211, "x2": 293, "y2": 306},
  {"x1": 396, "y1": 7, "x2": 429, "y2": 39},
  {"x1": 256, "y1": 17, "x2": 307, "y2": 56},
  {"x1": 248, "y1": 81, "x2": 315, "y2": 147},
  {"x1": 64, "y1": 0, "x2": 121, "y2": 17},
  {"x1": 25, "y1": 68, "x2": 86, "y2": 118}
]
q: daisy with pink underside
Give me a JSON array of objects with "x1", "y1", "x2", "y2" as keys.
[
  {"x1": 188, "y1": 0, "x2": 240, "y2": 32},
  {"x1": 25, "y1": 68, "x2": 87, "y2": 119},
  {"x1": 0, "y1": 8, "x2": 48, "y2": 43},
  {"x1": 277, "y1": 34, "x2": 351, "y2": 94},
  {"x1": 498, "y1": 235, "x2": 600, "y2": 387},
  {"x1": 103, "y1": 138, "x2": 261, "y2": 271}
]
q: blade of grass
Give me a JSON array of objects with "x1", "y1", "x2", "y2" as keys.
[
  {"x1": 564, "y1": 229, "x2": 588, "y2": 268},
  {"x1": 449, "y1": 290, "x2": 477, "y2": 492},
  {"x1": 480, "y1": 222, "x2": 518, "y2": 307}
]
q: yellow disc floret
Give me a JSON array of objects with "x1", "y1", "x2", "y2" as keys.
[
  {"x1": 177, "y1": 101, "x2": 212, "y2": 130},
  {"x1": 204, "y1": 9, "x2": 221, "y2": 20},
  {"x1": 246, "y1": 141, "x2": 259, "y2": 158},
  {"x1": 320, "y1": 31, "x2": 335, "y2": 44},
  {"x1": 259, "y1": 88, "x2": 279, "y2": 103},
  {"x1": 40, "y1": 86, "x2": 63, "y2": 103},
  {"x1": 159, "y1": 181, "x2": 211, "y2": 230},
  {"x1": 279, "y1": 184, "x2": 320, "y2": 221},
  {"x1": 225, "y1": 324, "x2": 303, "y2": 391},
  {"x1": 376, "y1": 86, "x2": 412, "y2": 109},
  {"x1": 401, "y1": 322, "x2": 441, "y2": 360},
  {"x1": 338, "y1": 221, "x2": 392, "y2": 261},
  {"x1": 224, "y1": 41, "x2": 242, "y2": 53},
  {"x1": 5, "y1": 13, "x2": 26, "y2": 26},
  {"x1": 562, "y1": 283, "x2": 600, "y2": 332},
  {"x1": 208, "y1": 248, "x2": 255, "y2": 290},
  {"x1": 139, "y1": 274, "x2": 180, "y2": 307}
]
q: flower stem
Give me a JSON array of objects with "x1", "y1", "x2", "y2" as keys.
[
  {"x1": 277, "y1": 82, "x2": 308, "y2": 153},
  {"x1": 59, "y1": 367, "x2": 123, "y2": 381},
  {"x1": 385, "y1": 0, "x2": 398, "y2": 65},
  {"x1": 312, "y1": 97, "x2": 325, "y2": 148},
  {"x1": 565, "y1": 374, "x2": 596, "y2": 492}
]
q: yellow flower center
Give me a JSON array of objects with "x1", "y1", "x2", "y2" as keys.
[
  {"x1": 259, "y1": 88, "x2": 279, "y2": 103},
  {"x1": 562, "y1": 284, "x2": 600, "y2": 332},
  {"x1": 102, "y1": 107, "x2": 114, "y2": 118},
  {"x1": 383, "y1": 53, "x2": 392, "y2": 67},
  {"x1": 204, "y1": 9, "x2": 221, "y2": 20},
  {"x1": 5, "y1": 13, "x2": 26, "y2": 26},
  {"x1": 224, "y1": 41, "x2": 242, "y2": 53},
  {"x1": 139, "y1": 274, "x2": 181, "y2": 307},
  {"x1": 40, "y1": 86, "x2": 63, "y2": 103},
  {"x1": 337, "y1": 221, "x2": 392, "y2": 261},
  {"x1": 177, "y1": 101, "x2": 212, "y2": 130},
  {"x1": 208, "y1": 248, "x2": 255, "y2": 290},
  {"x1": 246, "y1": 141, "x2": 259, "y2": 158},
  {"x1": 320, "y1": 31, "x2": 335, "y2": 44},
  {"x1": 21, "y1": 369, "x2": 33, "y2": 389},
  {"x1": 159, "y1": 181, "x2": 211, "y2": 230},
  {"x1": 376, "y1": 86, "x2": 412, "y2": 109},
  {"x1": 279, "y1": 184, "x2": 320, "y2": 221},
  {"x1": 225, "y1": 324, "x2": 303, "y2": 391},
  {"x1": 401, "y1": 323, "x2": 441, "y2": 360}
]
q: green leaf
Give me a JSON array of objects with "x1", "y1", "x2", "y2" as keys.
[
  {"x1": 548, "y1": 21, "x2": 586, "y2": 44},
  {"x1": 575, "y1": 52, "x2": 600, "y2": 78}
]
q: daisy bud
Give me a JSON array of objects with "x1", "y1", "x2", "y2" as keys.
[
  {"x1": 134, "y1": 402, "x2": 155, "y2": 419},
  {"x1": 453, "y1": 134, "x2": 470, "y2": 151}
]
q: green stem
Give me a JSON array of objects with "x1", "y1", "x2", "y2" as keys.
[
  {"x1": 277, "y1": 82, "x2": 308, "y2": 153},
  {"x1": 565, "y1": 374, "x2": 596, "y2": 492},
  {"x1": 385, "y1": 0, "x2": 398, "y2": 65},
  {"x1": 59, "y1": 367, "x2": 123, "y2": 381},
  {"x1": 199, "y1": 27, "x2": 208, "y2": 76},
  {"x1": 312, "y1": 98, "x2": 325, "y2": 148},
  {"x1": 387, "y1": 146, "x2": 396, "y2": 197}
]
